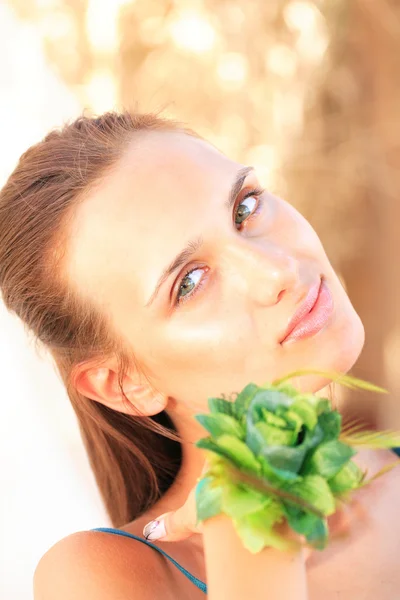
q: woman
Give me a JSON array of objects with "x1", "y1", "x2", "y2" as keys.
[{"x1": 0, "y1": 111, "x2": 399, "y2": 599}]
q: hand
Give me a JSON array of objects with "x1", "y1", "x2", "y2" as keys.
[
  {"x1": 143, "y1": 463, "x2": 209, "y2": 542},
  {"x1": 143, "y1": 460, "x2": 314, "y2": 559}
]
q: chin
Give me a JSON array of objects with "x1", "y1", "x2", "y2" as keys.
[
  {"x1": 309, "y1": 274, "x2": 366, "y2": 392},
  {"x1": 332, "y1": 289, "x2": 366, "y2": 371},
  {"x1": 288, "y1": 306, "x2": 366, "y2": 396}
]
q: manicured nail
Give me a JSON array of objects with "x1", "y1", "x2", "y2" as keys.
[{"x1": 143, "y1": 518, "x2": 166, "y2": 541}]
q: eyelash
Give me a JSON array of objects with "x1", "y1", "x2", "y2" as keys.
[
  {"x1": 234, "y1": 186, "x2": 265, "y2": 229},
  {"x1": 174, "y1": 186, "x2": 266, "y2": 307}
]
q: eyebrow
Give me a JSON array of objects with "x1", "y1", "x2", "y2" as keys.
[{"x1": 145, "y1": 165, "x2": 254, "y2": 308}]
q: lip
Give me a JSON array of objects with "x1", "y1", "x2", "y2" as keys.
[{"x1": 280, "y1": 277, "x2": 334, "y2": 344}]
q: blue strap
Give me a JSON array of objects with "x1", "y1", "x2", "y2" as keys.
[
  {"x1": 90, "y1": 527, "x2": 207, "y2": 594},
  {"x1": 392, "y1": 447, "x2": 400, "y2": 457}
]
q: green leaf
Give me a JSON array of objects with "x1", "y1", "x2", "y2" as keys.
[
  {"x1": 196, "y1": 476, "x2": 223, "y2": 523},
  {"x1": 284, "y1": 409, "x2": 304, "y2": 437},
  {"x1": 283, "y1": 504, "x2": 328, "y2": 549},
  {"x1": 223, "y1": 462, "x2": 325, "y2": 517},
  {"x1": 261, "y1": 409, "x2": 288, "y2": 428},
  {"x1": 203, "y1": 455, "x2": 230, "y2": 478},
  {"x1": 246, "y1": 391, "x2": 299, "y2": 455},
  {"x1": 245, "y1": 418, "x2": 267, "y2": 455},
  {"x1": 193, "y1": 371, "x2": 400, "y2": 557},
  {"x1": 249, "y1": 389, "x2": 293, "y2": 415},
  {"x1": 306, "y1": 440, "x2": 356, "y2": 479},
  {"x1": 195, "y1": 413, "x2": 244, "y2": 440},
  {"x1": 232, "y1": 501, "x2": 288, "y2": 554},
  {"x1": 327, "y1": 373, "x2": 388, "y2": 394},
  {"x1": 271, "y1": 369, "x2": 388, "y2": 394},
  {"x1": 286, "y1": 392, "x2": 325, "y2": 410},
  {"x1": 318, "y1": 411, "x2": 342, "y2": 442},
  {"x1": 316, "y1": 398, "x2": 331, "y2": 415},
  {"x1": 273, "y1": 382, "x2": 299, "y2": 398},
  {"x1": 256, "y1": 422, "x2": 297, "y2": 446},
  {"x1": 286, "y1": 474, "x2": 336, "y2": 516},
  {"x1": 258, "y1": 455, "x2": 302, "y2": 485},
  {"x1": 328, "y1": 460, "x2": 364, "y2": 493},
  {"x1": 222, "y1": 482, "x2": 270, "y2": 519},
  {"x1": 234, "y1": 383, "x2": 259, "y2": 418},
  {"x1": 354, "y1": 458, "x2": 400, "y2": 490},
  {"x1": 290, "y1": 398, "x2": 318, "y2": 430},
  {"x1": 301, "y1": 423, "x2": 325, "y2": 455},
  {"x1": 339, "y1": 429, "x2": 400, "y2": 449},
  {"x1": 305, "y1": 517, "x2": 329, "y2": 549},
  {"x1": 208, "y1": 397, "x2": 236, "y2": 417},
  {"x1": 340, "y1": 417, "x2": 368, "y2": 437},
  {"x1": 196, "y1": 437, "x2": 225, "y2": 456},
  {"x1": 261, "y1": 444, "x2": 307, "y2": 473},
  {"x1": 202, "y1": 434, "x2": 261, "y2": 475}
]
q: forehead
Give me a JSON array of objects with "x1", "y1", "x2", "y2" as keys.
[{"x1": 66, "y1": 129, "x2": 238, "y2": 317}]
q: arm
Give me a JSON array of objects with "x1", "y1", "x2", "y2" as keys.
[
  {"x1": 151, "y1": 488, "x2": 309, "y2": 599},
  {"x1": 203, "y1": 513, "x2": 309, "y2": 600},
  {"x1": 147, "y1": 464, "x2": 310, "y2": 599}
]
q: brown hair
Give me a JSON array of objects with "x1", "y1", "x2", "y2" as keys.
[{"x1": 0, "y1": 110, "x2": 204, "y2": 527}]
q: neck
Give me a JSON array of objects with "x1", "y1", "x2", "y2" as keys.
[{"x1": 147, "y1": 398, "x2": 209, "y2": 520}]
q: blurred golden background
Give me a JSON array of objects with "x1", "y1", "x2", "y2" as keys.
[{"x1": 0, "y1": 1, "x2": 399, "y2": 598}]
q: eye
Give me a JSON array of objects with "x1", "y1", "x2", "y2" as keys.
[
  {"x1": 234, "y1": 187, "x2": 265, "y2": 230},
  {"x1": 173, "y1": 185, "x2": 265, "y2": 308},
  {"x1": 175, "y1": 266, "x2": 208, "y2": 306}
]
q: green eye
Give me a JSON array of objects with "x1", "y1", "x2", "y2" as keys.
[
  {"x1": 177, "y1": 268, "x2": 203, "y2": 301},
  {"x1": 234, "y1": 194, "x2": 258, "y2": 227}
]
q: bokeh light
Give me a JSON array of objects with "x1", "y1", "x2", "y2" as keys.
[{"x1": 169, "y1": 11, "x2": 216, "y2": 53}]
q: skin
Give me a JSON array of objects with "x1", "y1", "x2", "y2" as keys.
[
  {"x1": 67, "y1": 124, "x2": 365, "y2": 505},
  {"x1": 34, "y1": 129, "x2": 400, "y2": 600},
  {"x1": 66, "y1": 127, "x2": 365, "y2": 508},
  {"x1": 67, "y1": 128, "x2": 365, "y2": 409}
]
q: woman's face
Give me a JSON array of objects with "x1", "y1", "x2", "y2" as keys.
[{"x1": 67, "y1": 130, "x2": 364, "y2": 410}]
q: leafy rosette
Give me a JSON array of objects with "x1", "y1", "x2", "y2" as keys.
[{"x1": 194, "y1": 370, "x2": 400, "y2": 554}]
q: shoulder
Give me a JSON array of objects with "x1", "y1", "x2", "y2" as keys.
[{"x1": 33, "y1": 529, "x2": 173, "y2": 600}]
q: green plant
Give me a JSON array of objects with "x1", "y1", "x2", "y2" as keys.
[{"x1": 195, "y1": 370, "x2": 400, "y2": 553}]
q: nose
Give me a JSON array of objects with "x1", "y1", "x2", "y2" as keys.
[{"x1": 223, "y1": 239, "x2": 298, "y2": 307}]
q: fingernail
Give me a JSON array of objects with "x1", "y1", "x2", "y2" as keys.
[{"x1": 143, "y1": 518, "x2": 166, "y2": 541}]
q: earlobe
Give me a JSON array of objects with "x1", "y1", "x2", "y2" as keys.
[{"x1": 72, "y1": 361, "x2": 168, "y2": 417}]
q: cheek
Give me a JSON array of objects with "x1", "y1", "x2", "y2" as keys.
[
  {"x1": 140, "y1": 304, "x2": 285, "y2": 406},
  {"x1": 157, "y1": 308, "x2": 253, "y2": 369},
  {"x1": 274, "y1": 198, "x2": 326, "y2": 257},
  {"x1": 140, "y1": 306, "x2": 260, "y2": 400}
]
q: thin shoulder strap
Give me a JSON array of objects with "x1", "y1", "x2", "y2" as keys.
[{"x1": 91, "y1": 527, "x2": 207, "y2": 594}]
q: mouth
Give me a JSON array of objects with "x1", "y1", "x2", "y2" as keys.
[{"x1": 279, "y1": 276, "x2": 334, "y2": 345}]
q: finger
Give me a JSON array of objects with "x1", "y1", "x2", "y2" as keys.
[
  {"x1": 142, "y1": 459, "x2": 212, "y2": 543},
  {"x1": 143, "y1": 510, "x2": 194, "y2": 542},
  {"x1": 143, "y1": 496, "x2": 199, "y2": 542}
]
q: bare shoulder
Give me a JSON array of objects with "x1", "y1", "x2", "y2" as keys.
[{"x1": 33, "y1": 529, "x2": 173, "y2": 600}]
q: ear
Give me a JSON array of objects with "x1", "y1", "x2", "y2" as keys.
[{"x1": 72, "y1": 357, "x2": 167, "y2": 417}]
